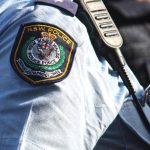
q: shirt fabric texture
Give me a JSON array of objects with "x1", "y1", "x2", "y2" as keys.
[{"x1": 0, "y1": 0, "x2": 144, "y2": 149}]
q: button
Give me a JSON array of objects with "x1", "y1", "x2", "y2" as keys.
[
  {"x1": 95, "y1": 13, "x2": 109, "y2": 20},
  {"x1": 104, "y1": 30, "x2": 118, "y2": 37},
  {"x1": 99, "y1": 22, "x2": 114, "y2": 28}
]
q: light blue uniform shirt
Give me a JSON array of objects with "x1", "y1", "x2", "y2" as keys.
[{"x1": 0, "y1": 0, "x2": 144, "y2": 149}]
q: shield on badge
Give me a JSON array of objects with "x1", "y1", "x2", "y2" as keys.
[{"x1": 10, "y1": 23, "x2": 77, "y2": 84}]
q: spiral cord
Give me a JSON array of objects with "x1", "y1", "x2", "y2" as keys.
[{"x1": 118, "y1": 65, "x2": 150, "y2": 132}]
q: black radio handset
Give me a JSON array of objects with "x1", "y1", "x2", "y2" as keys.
[{"x1": 76, "y1": 0, "x2": 150, "y2": 131}]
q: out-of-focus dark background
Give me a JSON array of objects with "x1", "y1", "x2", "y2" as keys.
[{"x1": 104, "y1": 0, "x2": 150, "y2": 88}]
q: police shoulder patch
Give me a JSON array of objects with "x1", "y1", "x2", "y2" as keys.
[{"x1": 10, "y1": 23, "x2": 77, "y2": 84}]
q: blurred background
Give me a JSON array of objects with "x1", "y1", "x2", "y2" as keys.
[{"x1": 104, "y1": 0, "x2": 150, "y2": 88}]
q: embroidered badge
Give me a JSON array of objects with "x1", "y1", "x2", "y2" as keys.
[{"x1": 10, "y1": 23, "x2": 77, "y2": 84}]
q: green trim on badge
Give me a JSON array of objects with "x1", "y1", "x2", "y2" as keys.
[{"x1": 21, "y1": 38, "x2": 66, "y2": 71}]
